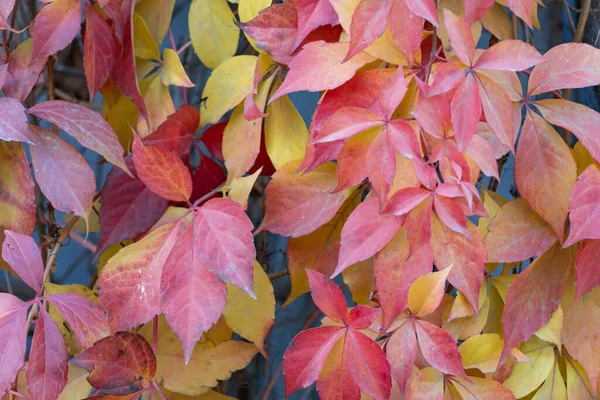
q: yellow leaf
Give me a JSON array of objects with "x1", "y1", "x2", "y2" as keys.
[
  {"x1": 534, "y1": 306, "x2": 563, "y2": 349},
  {"x1": 489, "y1": 274, "x2": 518, "y2": 302},
  {"x1": 135, "y1": 0, "x2": 175, "y2": 45},
  {"x1": 363, "y1": 30, "x2": 408, "y2": 66},
  {"x1": 448, "y1": 291, "x2": 475, "y2": 321},
  {"x1": 443, "y1": 294, "x2": 490, "y2": 341},
  {"x1": 144, "y1": 388, "x2": 237, "y2": 400},
  {"x1": 64, "y1": 198, "x2": 101, "y2": 233},
  {"x1": 105, "y1": 94, "x2": 137, "y2": 150},
  {"x1": 483, "y1": 283, "x2": 504, "y2": 335},
  {"x1": 0, "y1": 141, "x2": 35, "y2": 235},
  {"x1": 138, "y1": 72, "x2": 175, "y2": 136},
  {"x1": 566, "y1": 357, "x2": 595, "y2": 400},
  {"x1": 205, "y1": 316, "x2": 233, "y2": 346},
  {"x1": 223, "y1": 261, "x2": 274, "y2": 355},
  {"x1": 343, "y1": 258, "x2": 375, "y2": 305},
  {"x1": 572, "y1": 141, "x2": 597, "y2": 175},
  {"x1": 481, "y1": 3, "x2": 513, "y2": 40},
  {"x1": 58, "y1": 366, "x2": 93, "y2": 400},
  {"x1": 532, "y1": 357, "x2": 567, "y2": 400},
  {"x1": 388, "y1": 154, "x2": 420, "y2": 196},
  {"x1": 189, "y1": 0, "x2": 240, "y2": 70},
  {"x1": 504, "y1": 337, "x2": 555, "y2": 398},
  {"x1": 408, "y1": 268, "x2": 452, "y2": 317},
  {"x1": 478, "y1": 187, "x2": 508, "y2": 237},
  {"x1": 265, "y1": 91, "x2": 308, "y2": 170},
  {"x1": 238, "y1": 0, "x2": 271, "y2": 22},
  {"x1": 161, "y1": 48, "x2": 194, "y2": 88},
  {"x1": 133, "y1": 13, "x2": 161, "y2": 60},
  {"x1": 200, "y1": 55, "x2": 257, "y2": 127},
  {"x1": 228, "y1": 168, "x2": 262, "y2": 210},
  {"x1": 151, "y1": 206, "x2": 191, "y2": 231},
  {"x1": 459, "y1": 333, "x2": 503, "y2": 373}
]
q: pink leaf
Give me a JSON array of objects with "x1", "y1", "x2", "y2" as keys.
[
  {"x1": 451, "y1": 73, "x2": 481, "y2": 151},
  {"x1": 365, "y1": 130, "x2": 397, "y2": 206},
  {"x1": 3, "y1": 40, "x2": 47, "y2": 102},
  {"x1": 29, "y1": 125, "x2": 95, "y2": 225},
  {"x1": 575, "y1": 240, "x2": 600, "y2": 300},
  {"x1": 96, "y1": 157, "x2": 169, "y2": 257},
  {"x1": 386, "y1": 320, "x2": 418, "y2": 393},
  {"x1": 389, "y1": 0, "x2": 423, "y2": 65},
  {"x1": 83, "y1": 2, "x2": 117, "y2": 100},
  {"x1": 432, "y1": 194, "x2": 468, "y2": 236},
  {"x1": 28, "y1": 100, "x2": 129, "y2": 175},
  {"x1": 475, "y1": 40, "x2": 544, "y2": 71},
  {"x1": 26, "y1": 307, "x2": 68, "y2": 400},
  {"x1": 476, "y1": 74, "x2": 516, "y2": 153},
  {"x1": 345, "y1": 328, "x2": 392, "y2": 400},
  {"x1": 45, "y1": 293, "x2": 110, "y2": 349},
  {"x1": 1, "y1": 230, "x2": 43, "y2": 293},
  {"x1": 306, "y1": 269, "x2": 348, "y2": 323},
  {"x1": 345, "y1": 0, "x2": 394, "y2": 61},
  {"x1": 316, "y1": 340, "x2": 360, "y2": 400},
  {"x1": 463, "y1": 0, "x2": 494, "y2": 25},
  {"x1": 508, "y1": 0, "x2": 533, "y2": 28},
  {"x1": 443, "y1": 9, "x2": 474, "y2": 66},
  {"x1": 314, "y1": 107, "x2": 385, "y2": 143},
  {"x1": 161, "y1": 218, "x2": 227, "y2": 363},
  {"x1": 295, "y1": 0, "x2": 339, "y2": 48},
  {"x1": 415, "y1": 319, "x2": 468, "y2": 379},
  {"x1": 194, "y1": 198, "x2": 256, "y2": 297},
  {"x1": 347, "y1": 305, "x2": 380, "y2": 329},
  {"x1": 464, "y1": 134, "x2": 499, "y2": 179},
  {"x1": 427, "y1": 61, "x2": 467, "y2": 97},
  {"x1": 565, "y1": 164, "x2": 600, "y2": 247},
  {"x1": 387, "y1": 119, "x2": 421, "y2": 160},
  {"x1": 32, "y1": 0, "x2": 81, "y2": 58},
  {"x1": 379, "y1": 68, "x2": 409, "y2": 121},
  {"x1": 412, "y1": 93, "x2": 451, "y2": 138},
  {"x1": 0, "y1": 294, "x2": 27, "y2": 397},
  {"x1": 406, "y1": 0, "x2": 439, "y2": 26},
  {"x1": 384, "y1": 187, "x2": 431, "y2": 216},
  {"x1": 283, "y1": 326, "x2": 344, "y2": 396},
  {"x1": 0, "y1": 98, "x2": 35, "y2": 144}
]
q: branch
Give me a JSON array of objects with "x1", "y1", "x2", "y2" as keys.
[{"x1": 575, "y1": 0, "x2": 592, "y2": 43}]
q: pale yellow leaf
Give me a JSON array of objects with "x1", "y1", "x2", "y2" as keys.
[
  {"x1": 504, "y1": 337, "x2": 555, "y2": 398},
  {"x1": 532, "y1": 357, "x2": 567, "y2": 400},
  {"x1": 566, "y1": 357, "x2": 595, "y2": 400},
  {"x1": 572, "y1": 141, "x2": 598, "y2": 175},
  {"x1": 138, "y1": 72, "x2": 175, "y2": 136},
  {"x1": 408, "y1": 268, "x2": 452, "y2": 317},
  {"x1": 238, "y1": 0, "x2": 272, "y2": 23},
  {"x1": 459, "y1": 333, "x2": 503, "y2": 373},
  {"x1": 58, "y1": 366, "x2": 93, "y2": 400},
  {"x1": 534, "y1": 306, "x2": 563, "y2": 349},
  {"x1": 133, "y1": 13, "x2": 161, "y2": 60},
  {"x1": 64, "y1": 198, "x2": 101, "y2": 233},
  {"x1": 105, "y1": 94, "x2": 137, "y2": 150},
  {"x1": 343, "y1": 258, "x2": 375, "y2": 305},
  {"x1": 489, "y1": 274, "x2": 518, "y2": 302},
  {"x1": 228, "y1": 168, "x2": 262, "y2": 210},
  {"x1": 205, "y1": 316, "x2": 233, "y2": 346},
  {"x1": 135, "y1": 0, "x2": 175, "y2": 45},
  {"x1": 161, "y1": 48, "x2": 195, "y2": 88},
  {"x1": 443, "y1": 294, "x2": 490, "y2": 341}
]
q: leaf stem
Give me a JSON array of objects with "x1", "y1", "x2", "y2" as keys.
[{"x1": 8, "y1": 390, "x2": 31, "y2": 400}]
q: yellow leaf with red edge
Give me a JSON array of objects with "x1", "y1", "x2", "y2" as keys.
[
  {"x1": 200, "y1": 55, "x2": 257, "y2": 127},
  {"x1": 0, "y1": 141, "x2": 35, "y2": 235},
  {"x1": 222, "y1": 261, "x2": 274, "y2": 356},
  {"x1": 534, "y1": 306, "x2": 563, "y2": 349},
  {"x1": 138, "y1": 72, "x2": 175, "y2": 136},
  {"x1": 133, "y1": 13, "x2": 160, "y2": 60},
  {"x1": 228, "y1": 168, "x2": 262, "y2": 210},
  {"x1": 342, "y1": 258, "x2": 375, "y2": 305},
  {"x1": 408, "y1": 268, "x2": 452, "y2": 317},
  {"x1": 189, "y1": 0, "x2": 240, "y2": 70},
  {"x1": 406, "y1": 367, "x2": 445, "y2": 399},
  {"x1": 161, "y1": 49, "x2": 194, "y2": 88},
  {"x1": 504, "y1": 337, "x2": 555, "y2": 398},
  {"x1": 265, "y1": 89, "x2": 308, "y2": 170},
  {"x1": 135, "y1": 0, "x2": 175, "y2": 45}
]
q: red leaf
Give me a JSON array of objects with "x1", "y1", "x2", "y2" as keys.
[
  {"x1": 143, "y1": 105, "x2": 199, "y2": 157},
  {"x1": 190, "y1": 155, "x2": 226, "y2": 205},
  {"x1": 383, "y1": 187, "x2": 431, "y2": 216},
  {"x1": 28, "y1": 100, "x2": 129, "y2": 175},
  {"x1": 200, "y1": 121, "x2": 226, "y2": 162},
  {"x1": 528, "y1": 43, "x2": 600, "y2": 96},
  {"x1": 379, "y1": 68, "x2": 409, "y2": 121},
  {"x1": 564, "y1": 164, "x2": 600, "y2": 246},
  {"x1": 474, "y1": 40, "x2": 544, "y2": 71},
  {"x1": 26, "y1": 307, "x2": 68, "y2": 400},
  {"x1": 98, "y1": 222, "x2": 181, "y2": 331},
  {"x1": 334, "y1": 196, "x2": 403, "y2": 276},
  {"x1": 45, "y1": 293, "x2": 110, "y2": 349},
  {"x1": 415, "y1": 319, "x2": 467, "y2": 379},
  {"x1": 3, "y1": 39, "x2": 47, "y2": 102},
  {"x1": 270, "y1": 41, "x2": 374, "y2": 102},
  {"x1": 70, "y1": 331, "x2": 156, "y2": 395},
  {"x1": 29, "y1": 125, "x2": 95, "y2": 225},
  {"x1": 443, "y1": 9, "x2": 474, "y2": 66},
  {"x1": 347, "y1": 305, "x2": 380, "y2": 329},
  {"x1": 194, "y1": 198, "x2": 256, "y2": 297},
  {"x1": 132, "y1": 132, "x2": 193, "y2": 202},
  {"x1": 1, "y1": 230, "x2": 43, "y2": 293},
  {"x1": 575, "y1": 240, "x2": 600, "y2": 300},
  {"x1": 295, "y1": 0, "x2": 339, "y2": 48},
  {"x1": 389, "y1": 0, "x2": 423, "y2": 65},
  {"x1": 0, "y1": 294, "x2": 27, "y2": 397},
  {"x1": 283, "y1": 326, "x2": 345, "y2": 395},
  {"x1": 345, "y1": 0, "x2": 394, "y2": 61},
  {"x1": 387, "y1": 119, "x2": 421, "y2": 159},
  {"x1": 432, "y1": 194, "x2": 468, "y2": 236},
  {"x1": 500, "y1": 244, "x2": 574, "y2": 364},
  {"x1": 386, "y1": 320, "x2": 418, "y2": 393},
  {"x1": 316, "y1": 337, "x2": 360, "y2": 400},
  {"x1": 31, "y1": 0, "x2": 81, "y2": 58},
  {"x1": 306, "y1": 269, "x2": 348, "y2": 323},
  {"x1": 508, "y1": 0, "x2": 533, "y2": 27},
  {"x1": 364, "y1": 130, "x2": 397, "y2": 205},
  {"x1": 257, "y1": 162, "x2": 351, "y2": 237},
  {"x1": 97, "y1": 157, "x2": 169, "y2": 257},
  {"x1": 427, "y1": 61, "x2": 467, "y2": 97},
  {"x1": 0, "y1": 98, "x2": 35, "y2": 144},
  {"x1": 451, "y1": 73, "x2": 481, "y2": 151},
  {"x1": 413, "y1": 93, "x2": 451, "y2": 139},
  {"x1": 463, "y1": 0, "x2": 494, "y2": 25},
  {"x1": 161, "y1": 218, "x2": 227, "y2": 363},
  {"x1": 83, "y1": 2, "x2": 117, "y2": 100},
  {"x1": 406, "y1": 0, "x2": 439, "y2": 27},
  {"x1": 344, "y1": 328, "x2": 391, "y2": 400},
  {"x1": 314, "y1": 107, "x2": 385, "y2": 143}
]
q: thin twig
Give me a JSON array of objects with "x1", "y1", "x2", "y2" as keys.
[
  {"x1": 69, "y1": 232, "x2": 97, "y2": 253},
  {"x1": 177, "y1": 40, "x2": 192, "y2": 55},
  {"x1": 574, "y1": 0, "x2": 592, "y2": 43},
  {"x1": 268, "y1": 270, "x2": 289, "y2": 281}
]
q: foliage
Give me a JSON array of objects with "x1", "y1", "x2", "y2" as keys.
[{"x1": 1, "y1": 0, "x2": 600, "y2": 399}]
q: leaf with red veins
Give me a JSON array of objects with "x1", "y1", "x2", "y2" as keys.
[
  {"x1": 451, "y1": 73, "x2": 481, "y2": 151},
  {"x1": 99, "y1": 222, "x2": 181, "y2": 332},
  {"x1": 463, "y1": 0, "x2": 494, "y2": 25},
  {"x1": 45, "y1": 293, "x2": 110, "y2": 349},
  {"x1": 384, "y1": 187, "x2": 431, "y2": 216},
  {"x1": 70, "y1": 331, "x2": 156, "y2": 395},
  {"x1": 0, "y1": 294, "x2": 27, "y2": 397},
  {"x1": 474, "y1": 40, "x2": 544, "y2": 71},
  {"x1": 389, "y1": 0, "x2": 423, "y2": 66},
  {"x1": 575, "y1": 240, "x2": 600, "y2": 300},
  {"x1": 386, "y1": 320, "x2": 418, "y2": 394},
  {"x1": 143, "y1": 105, "x2": 199, "y2": 157},
  {"x1": 500, "y1": 243, "x2": 574, "y2": 364},
  {"x1": 193, "y1": 198, "x2": 256, "y2": 297},
  {"x1": 270, "y1": 41, "x2": 375, "y2": 101},
  {"x1": 508, "y1": 0, "x2": 534, "y2": 28},
  {"x1": 528, "y1": 43, "x2": 600, "y2": 96},
  {"x1": 83, "y1": 2, "x2": 117, "y2": 100},
  {"x1": 465, "y1": 135, "x2": 499, "y2": 179},
  {"x1": 428, "y1": 61, "x2": 467, "y2": 97},
  {"x1": 486, "y1": 198, "x2": 556, "y2": 263},
  {"x1": 406, "y1": 0, "x2": 439, "y2": 27},
  {"x1": 415, "y1": 319, "x2": 467, "y2": 379},
  {"x1": 26, "y1": 307, "x2": 68, "y2": 400},
  {"x1": 0, "y1": 98, "x2": 35, "y2": 144},
  {"x1": 257, "y1": 161, "x2": 351, "y2": 237},
  {"x1": 313, "y1": 107, "x2": 385, "y2": 143},
  {"x1": 431, "y1": 216, "x2": 486, "y2": 314},
  {"x1": 161, "y1": 217, "x2": 227, "y2": 363},
  {"x1": 345, "y1": 328, "x2": 391, "y2": 400},
  {"x1": 306, "y1": 270, "x2": 348, "y2": 323},
  {"x1": 515, "y1": 111, "x2": 577, "y2": 241},
  {"x1": 317, "y1": 337, "x2": 361, "y2": 400},
  {"x1": 132, "y1": 132, "x2": 192, "y2": 202},
  {"x1": 536, "y1": 98, "x2": 600, "y2": 166},
  {"x1": 32, "y1": 0, "x2": 81, "y2": 58},
  {"x1": 239, "y1": 1, "x2": 298, "y2": 57},
  {"x1": 295, "y1": 0, "x2": 339, "y2": 48},
  {"x1": 2, "y1": 230, "x2": 43, "y2": 293},
  {"x1": 476, "y1": 73, "x2": 516, "y2": 153},
  {"x1": 333, "y1": 196, "x2": 403, "y2": 276},
  {"x1": 96, "y1": 157, "x2": 169, "y2": 258},
  {"x1": 564, "y1": 164, "x2": 600, "y2": 246},
  {"x1": 347, "y1": 306, "x2": 380, "y2": 329},
  {"x1": 412, "y1": 93, "x2": 451, "y2": 138},
  {"x1": 29, "y1": 125, "x2": 95, "y2": 225},
  {"x1": 28, "y1": 100, "x2": 130, "y2": 175},
  {"x1": 283, "y1": 326, "x2": 345, "y2": 396},
  {"x1": 432, "y1": 194, "x2": 468, "y2": 236},
  {"x1": 386, "y1": 119, "x2": 421, "y2": 159},
  {"x1": 443, "y1": 9, "x2": 474, "y2": 66},
  {"x1": 345, "y1": 0, "x2": 394, "y2": 61}
]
